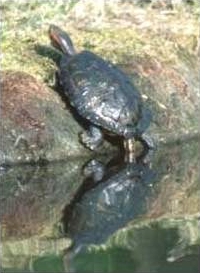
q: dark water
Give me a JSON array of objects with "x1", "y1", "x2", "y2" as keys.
[{"x1": 1, "y1": 139, "x2": 200, "y2": 273}]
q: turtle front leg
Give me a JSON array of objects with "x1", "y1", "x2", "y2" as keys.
[{"x1": 80, "y1": 125, "x2": 103, "y2": 151}]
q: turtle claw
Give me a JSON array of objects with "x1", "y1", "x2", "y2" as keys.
[
  {"x1": 80, "y1": 132, "x2": 98, "y2": 150},
  {"x1": 80, "y1": 125, "x2": 103, "y2": 151}
]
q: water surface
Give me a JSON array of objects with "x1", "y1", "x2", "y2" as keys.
[{"x1": 1, "y1": 139, "x2": 200, "y2": 272}]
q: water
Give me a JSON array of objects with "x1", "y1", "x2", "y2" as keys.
[{"x1": 1, "y1": 139, "x2": 200, "y2": 273}]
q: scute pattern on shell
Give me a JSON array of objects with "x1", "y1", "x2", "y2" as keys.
[{"x1": 59, "y1": 51, "x2": 149, "y2": 138}]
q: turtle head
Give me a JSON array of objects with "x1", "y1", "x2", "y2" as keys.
[{"x1": 49, "y1": 25, "x2": 76, "y2": 56}]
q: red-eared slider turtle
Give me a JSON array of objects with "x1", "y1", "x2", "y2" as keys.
[{"x1": 49, "y1": 25, "x2": 152, "y2": 161}]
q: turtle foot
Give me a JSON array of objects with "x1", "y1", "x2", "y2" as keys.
[{"x1": 80, "y1": 125, "x2": 103, "y2": 151}]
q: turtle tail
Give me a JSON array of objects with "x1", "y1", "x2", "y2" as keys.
[{"x1": 49, "y1": 24, "x2": 76, "y2": 56}]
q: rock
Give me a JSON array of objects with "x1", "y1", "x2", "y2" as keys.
[{"x1": 121, "y1": 49, "x2": 200, "y2": 145}]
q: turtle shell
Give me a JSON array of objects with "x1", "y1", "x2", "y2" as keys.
[{"x1": 59, "y1": 51, "x2": 150, "y2": 138}]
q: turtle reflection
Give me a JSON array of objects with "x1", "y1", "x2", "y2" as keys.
[{"x1": 62, "y1": 156, "x2": 156, "y2": 250}]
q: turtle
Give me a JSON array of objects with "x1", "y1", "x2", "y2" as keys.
[{"x1": 49, "y1": 25, "x2": 152, "y2": 162}]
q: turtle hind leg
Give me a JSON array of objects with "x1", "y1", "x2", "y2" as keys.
[
  {"x1": 80, "y1": 125, "x2": 103, "y2": 151},
  {"x1": 124, "y1": 138, "x2": 137, "y2": 163},
  {"x1": 123, "y1": 136, "x2": 152, "y2": 163}
]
